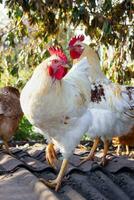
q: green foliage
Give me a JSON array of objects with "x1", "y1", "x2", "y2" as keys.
[
  {"x1": 0, "y1": 35, "x2": 49, "y2": 88},
  {"x1": 82, "y1": 134, "x2": 90, "y2": 141},
  {"x1": 15, "y1": 116, "x2": 44, "y2": 141},
  {"x1": 0, "y1": 0, "x2": 132, "y2": 85}
]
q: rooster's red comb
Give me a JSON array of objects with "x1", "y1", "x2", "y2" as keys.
[
  {"x1": 48, "y1": 47, "x2": 68, "y2": 64},
  {"x1": 69, "y1": 35, "x2": 85, "y2": 47}
]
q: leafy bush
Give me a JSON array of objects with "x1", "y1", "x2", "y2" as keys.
[{"x1": 15, "y1": 116, "x2": 44, "y2": 141}]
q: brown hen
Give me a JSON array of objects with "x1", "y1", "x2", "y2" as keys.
[
  {"x1": 0, "y1": 86, "x2": 23, "y2": 153},
  {"x1": 113, "y1": 126, "x2": 134, "y2": 155}
]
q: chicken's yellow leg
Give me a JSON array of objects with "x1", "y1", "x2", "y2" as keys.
[
  {"x1": 79, "y1": 137, "x2": 100, "y2": 165},
  {"x1": 3, "y1": 140, "x2": 12, "y2": 155},
  {"x1": 40, "y1": 159, "x2": 68, "y2": 191},
  {"x1": 46, "y1": 143, "x2": 57, "y2": 169},
  {"x1": 100, "y1": 138, "x2": 109, "y2": 166},
  {"x1": 125, "y1": 145, "x2": 129, "y2": 155},
  {"x1": 116, "y1": 144, "x2": 121, "y2": 155}
]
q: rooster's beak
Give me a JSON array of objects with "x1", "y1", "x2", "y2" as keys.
[
  {"x1": 64, "y1": 64, "x2": 71, "y2": 69},
  {"x1": 66, "y1": 46, "x2": 70, "y2": 50},
  {"x1": 65, "y1": 64, "x2": 70, "y2": 68}
]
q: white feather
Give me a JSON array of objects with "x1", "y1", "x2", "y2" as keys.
[
  {"x1": 87, "y1": 83, "x2": 134, "y2": 141},
  {"x1": 87, "y1": 108, "x2": 133, "y2": 141}
]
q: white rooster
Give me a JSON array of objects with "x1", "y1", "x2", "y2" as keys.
[
  {"x1": 68, "y1": 35, "x2": 134, "y2": 165},
  {"x1": 20, "y1": 47, "x2": 92, "y2": 191}
]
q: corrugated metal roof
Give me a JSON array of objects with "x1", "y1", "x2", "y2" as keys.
[{"x1": 0, "y1": 144, "x2": 134, "y2": 200}]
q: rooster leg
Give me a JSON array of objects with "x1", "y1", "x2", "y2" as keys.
[
  {"x1": 125, "y1": 145, "x2": 129, "y2": 155},
  {"x1": 79, "y1": 137, "x2": 100, "y2": 165},
  {"x1": 40, "y1": 159, "x2": 68, "y2": 191},
  {"x1": 3, "y1": 140, "x2": 12, "y2": 155},
  {"x1": 100, "y1": 139, "x2": 109, "y2": 166},
  {"x1": 46, "y1": 143, "x2": 57, "y2": 169},
  {"x1": 116, "y1": 144, "x2": 121, "y2": 155}
]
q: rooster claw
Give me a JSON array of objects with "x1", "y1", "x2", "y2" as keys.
[
  {"x1": 79, "y1": 154, "x2": 94, "y2": 166},
  {"x1": 39, "y1": 178, "x2": 62, "y2": 192},
  {"x1": 40, "y1": 159, "x2": 68, "y2": 192},
  {"x1": 99, "y1": 157, "x2": 109, "y2": 166}
]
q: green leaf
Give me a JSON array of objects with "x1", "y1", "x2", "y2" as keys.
[
  {"x1": 10, "y1": 65, "x2": 19, "y2": 76},
  {"x1": 14, "y1": 6, "x2": 23, "y2": 19},
  {"x1": 102, "y1": 20, "x2": 112, "y2": 35},
  {"x1": 103, "y1": 0, "x2": 112, "y2": 11}
]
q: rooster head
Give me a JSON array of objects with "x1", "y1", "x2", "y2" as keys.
[
  {"x1": 68, "y1": 35, "x2": 85, "y2": 59},
  {"x1": 48, "y1": 47, "x2": 68, "y2": 80}
]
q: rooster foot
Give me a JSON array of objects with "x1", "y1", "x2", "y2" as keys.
[
  {"x1": 2, "y1": 147, "x2": 17, "y2": 159},
  {"x1": 46, "y1": 143, "x2": 57, "y2": 169},
  {"x1": 79, "y1": 137, "x2": 100, "y2": 166},
  {"x1": 39, "y1": 178, "x2": 62, "y2": 192},
  {"x1": 3, "y1": 141, "x2": 14, "y2": 157},
  {"x1": 6, "y1": 148, "x2": 14, "y2": 157},
  {"x1": 99, "y1": 138, "x2": 109, "y2": 166},
  {"x1": 125, "y1": 145, "x2": 130, "y2": 155},
  {"x1": 40, "y1": 159, "x2": 68, "y2": 192},
  {"x1": 99, "y1": 156, "x2": 109, "y2": 166},
  {"x1": 79, "y1": 154, "x2": 94, "y2": 166}
]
